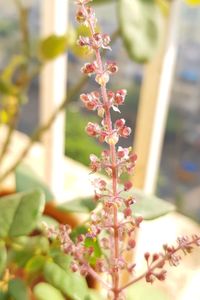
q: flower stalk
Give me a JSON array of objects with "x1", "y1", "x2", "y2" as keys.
[{"x1": 44, "y1": 1, "x2": 200, "y2": 299}]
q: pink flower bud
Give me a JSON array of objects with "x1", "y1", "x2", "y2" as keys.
[
  {"x1": 127, "y1": 239, "x2": 136, "y2": 249},
  {"x1": 123, "y1": 207, "x2": 132, "y2": 218},
  {"x1": 77, "y1": 36, "x2": 90, "y2": 47},
  {"x1": 120, "y1": 126, "x2": 131, "y2": 137},
  {"x1": 85, "y1": 122, "x2": 100, "y2": 136},
  {"x1": 124, "y1": 181, "x2": 132, "y2": 191},
  {"x1": 135, "y1": 216, "x2": 143, "y2": 227},
  {"x1": 145, "y1": 272, "x2": 154, "y2": 283},
  {"x1": 117, "y1": 146, "x2": 129, "y2": 159},
  {"x1": 71, "y1": 262, "x2": 79, "y2": 272},
  {"x1": 102, "y1": 34, "x2": 111, "y2": 46},
  {"x1": 129, "y1": 153, "x2": 138, "y2": 162},
  {"x1": 76, "y1": 8, "x2": 87, "y2": 23},
  {"x1": 144, "y1": 252, "x2": 150, "y2": 262},
  {"x1": 107, "y1": 90, "x2": 115, "y2": 100},
  {"x1": 98, "y1": 131, "x2": 107, "y2": 143},
  {"x1": 81, "y1": 63, "x2": 96, "y2": 75},
  {"x1": 115, "y1": 118, "x2": 126, "y2": 129},
  {"x1": 89, "y1": 154, "x2": 101, "y2": 172},
  {"x1": 125, "y1": 196, "x2": 136, "y2": 207},
  {"x1": 80, "y1": 93, "x2": 89, "y2": 103},
  {"x1": 114, "y1": 89, "x2": 127, "y2": 105},
  {"x1": 152, "y1": 253, "x2": 159, "y2": 262},
  {"x1": 107, "y1": 61, "x2": 118, "y2": 74},
  {"x1": 156, "y1": 270, "x2": 167, "y2": 281}
]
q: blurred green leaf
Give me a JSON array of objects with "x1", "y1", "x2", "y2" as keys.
[
  {"x1": 25, "y1": 255, "x2": 46, "y2": 275},
  {"x1": 0, "y1": 242, "x2": 7, "y2": 278},
  {"x1": 71, "y1": 25, "x2": 93, "y2": 59},
  {"x1": 156, "y1": 0, "x2": 170, "y2": 16},
  {"x1": 34, "y1": 282, "x2": 65, "y2": 300},
  {"x1": 53, "y1": 253, "x2": 72, "y2": 271},
  {"x1": 8, "y1": 279, "x2": 29, "y2": 300},
  {"x1": 129, "y1": 188, "x2": 175, "y2": 220},
  {"x1": 44, "y1": 261, "x2": 88, "y2": 300},
  {"x1": 85, "y1": 237, "x2": 102, "y2": 265},
  {"x1": 15, "y1": 163, "x2": 54, "y2": 202},
  {"x1": 71, "y1": 225, "x2": 87, "y2": 241},
  {"x1": 118, "y1": 0, "x2": 164, "y2": 63},
  {"x1": 39, "y1": 35, "x2": 68, "y2": 60},
  {"x1": 59, "y1": 188, "x2": 175, "y2": 220},
  {"x1": 0, "y1": 292, "x2": 8, "y2": 300},
  {"x1": 184, "y1": 0, "x2": 200, "y2": 5},
  {"x1": 58, "y1": 197, "x2": 96, "y2": 214},
  {"x1": 126, "y1": 281, "x2": 170, "y2": 300},
  {"x1": 38, "y1": 215, "x2": 59, "y2": 229},
  {"x1": 93, "y1": 0, "x2": 114, "y2": 4},
  {"x1": 0, "y1": 189, "x2": 45, "y2": 238},
  {"x1": 85, "y1": 290, "x2": 104, "y2": 300},
  {"x1": 9, "y1": 236, "x2": 49, "y2": 268}
]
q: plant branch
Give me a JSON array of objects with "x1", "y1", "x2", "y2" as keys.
[
  {"x1": 0, "y1": 75, "x2": 87, "y2": 184},
  {"x1": 119, "y1": 235, "x2": 200, "y2": 292},
  {"x1": 0, "y1": 106, "x2": 19, "y2": 165}
]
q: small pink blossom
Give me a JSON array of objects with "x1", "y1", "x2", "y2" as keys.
[{"x1": 85, "y1": 122, "x2": 100, "y2": 136}]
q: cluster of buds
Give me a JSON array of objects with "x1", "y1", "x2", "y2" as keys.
[
  {"x1": 77, "y1": 33, "x2": 111, "y2": 50},
  {"x1": 43, "y1": 1, "x2": 200, "y2": 299}
]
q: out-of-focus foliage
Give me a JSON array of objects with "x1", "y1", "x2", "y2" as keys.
[
  {"x1": 184, "y1": 0, "x2": 200, "y2": 5},
  {"x1": 65, "y1": 107, "x2": 103, "y2": 165},
  {"x1": 39, "y1": 35, "x2": 69, "y2": 61},
  {"x1": 118, "y1": 0, "x2": 164, "y2": 63},
  {"x1": 0, "y1": 190, "x2": 45, "y2": 238},
  {"x1": 15, "y1": 163, "x2": 54, "y2": 202},
  {"x1": 58, "y1": 187, "x2": 175, "y2": 220}
]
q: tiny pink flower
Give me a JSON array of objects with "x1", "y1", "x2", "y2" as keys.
[
  {"x1": 115, "y1": 118, "x2": 126, "y2": 129},
  {"x1": 85, "y1": 122, "x2": 100, "y2": 136},
  {"x1": 114, "y1": 89, "x2": 127, "y2": 105},
  {"x1": 124, "y1": 181, "x2": 132, "y2": 191},
  {"x1": 81, "y1": 62, "x2": 97, "y2": 75},
  {"x1": 106, "y1": 61, "x2": 118, "y2": 74}
]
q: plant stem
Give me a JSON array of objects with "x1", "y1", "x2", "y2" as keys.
[
  {"x1": 0, "y1": 107, "x2": 19, "y2": 165},
  {"x1": 84, "y1": 8, "x2": 120, "y2": 299}
]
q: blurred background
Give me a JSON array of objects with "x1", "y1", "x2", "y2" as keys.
[{"x1": 0, "y1": 0, "x2": 200, "y2": 222}]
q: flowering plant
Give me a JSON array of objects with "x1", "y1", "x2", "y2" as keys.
[{"x1": 44, "y1": 1, "x2": 200, "y2": 299}]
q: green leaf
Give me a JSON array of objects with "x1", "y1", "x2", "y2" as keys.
[
  {"x1": 0, "y1": 189, "x2": 45, "y2": 238},
  {"x1": 58, "y1": 197, "x2": 96, "y2": 214},
  {"x1": 85, "y1": 290, "x2": 105, "y2": 300},
  {"x1": 60, "y1": 188, "x2": 175, "y2": 220},
  {"x1": 25, "y1": 255, "x2": 46, "y2": 275},
  {"x1": 9, "y1": 236, "x2": 49, "y2": 268},
  {"x1": 44, "y1": 261, "x2": 88, "y2": 300},
  {"x1": 84, "y1": 237, "x2": 102, "y2": 265},
  {"x1": 0, "y1": 242, "x2": 7, "y2": 278},
  {"x1": 15, "y1": 163, "x2": 54, "y2": 202},
  {"x1": 0, "y1": 292, "x2": 8, "y2": 300},
  {"x1": 34, "y1": 283, "x2": 65, "y2": 300},
  {"x1": 129, "y1": 188, "x2": 175, "y2": 220},
  {"x1": 38, "y1": 215, "x2": 59, "y2": 229},
  {"x1": 39, "y1": 35, "x2": 68, "y2": 60},
  {"x1": 118, "y1": 0, "x2": 164, "y2": 63},
  {"x1": 93, "y1": 0, "x2": 114, "y2": 4},
  {"x1": 8, "y1": 279, "x2": 29, "y2": 300},
  {"x1": 184, "y1": 0, "x2": 200, "y2": 5},
  {"x1": 126, "y1": 281, "x2": 170, "y2": 300}
]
